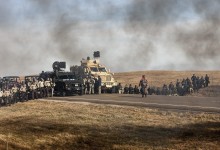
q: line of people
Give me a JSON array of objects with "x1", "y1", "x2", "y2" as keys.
[
  {"x1": 116, "y1": 83, "x2": 140, "y2": 94},
  {"x1": 113, "y1": 74, "x2": 210, "y2": 97},
  {"x1": 155, "y1": 74, "x2": 210, "y2": 96},
  {"x1": 115, "y1": 75, "x2": 148, "y2": 98},
  {"x1": 1, "y1": 73, "x2": 209, "y2": 104},
  {"x1": 0, "y1": 76, "x2": 54, "y2": 107}
]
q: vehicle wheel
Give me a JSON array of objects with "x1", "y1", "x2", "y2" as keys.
[
  {"x1": 80, "y1": 88, "x2": 85, "y2": 96},
  {"x1": 62, "y1": 91, "x2": 66, "y2": 97},
  {"x1": 79, "y1": 91, "x2": 83, "y2": 96}
]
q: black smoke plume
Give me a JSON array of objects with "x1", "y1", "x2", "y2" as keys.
[{"x1": 0, "y1": 0, "x2": 219, "y2": 76}]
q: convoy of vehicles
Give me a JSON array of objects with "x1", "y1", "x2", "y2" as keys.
[{"x1": 0, "y1": 51, "x2": 117, "y2": 107}]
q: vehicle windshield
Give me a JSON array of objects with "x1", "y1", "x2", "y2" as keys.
[
  {"x1": 99, "y1": 67, "x2": 107, "y2": 72},
  {"x1": 3, "y1": 77, "x2": 19, "y2": 82},
  {"x1": 58, "y1": 75, "x2": 76, "y2": 80},
  {"x1": 90, "y1": 67, "x2": 98, "y2": 72},
  {"x1": 25, "y1": 77, "x2": 38, "y2": 81}
]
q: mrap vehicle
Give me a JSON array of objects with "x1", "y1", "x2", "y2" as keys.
[
  {"x1": 41, "y1": 61, "x2": 84, "y2": 96},
  {"x1": 70, "y1": 51, "x2": 118, "y2": 93}
]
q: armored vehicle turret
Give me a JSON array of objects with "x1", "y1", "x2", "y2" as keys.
[{"x1": 70, "y1": 51, "x2": 117, "y2": 93}]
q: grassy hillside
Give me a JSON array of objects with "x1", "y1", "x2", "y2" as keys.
[{"x1": 114, "y1": 71, "x2": 220, "y2": 87}]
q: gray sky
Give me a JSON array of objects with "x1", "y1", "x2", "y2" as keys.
[{"x1": 0, "y1": 0, "x2": 220, "y2": 76}]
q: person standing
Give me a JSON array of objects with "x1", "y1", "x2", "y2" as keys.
[
  {"x1": 117, "y1": 83, "x2": 123, "y2": 94},
  {"x1": 11, "y1": 84, "x2": 19, "y2": 103},
  {"x1": 38, "y1": 78, "x2": 45, "y2": 98},
  {"x1": 168, "y1": 82, "x2": 174, "y2": 95},
  {"x1": 90, "y1": 76, "x2": 95, "y2": 94},
  {"x1": 0, "y1": 88, "x2": 3, "y2": 106},
  {"x1": 139, "y1": 75, "x2": 148, "y2": 98},
  {"x1": 134, "y1": 85, "x2": 139, "y2": 94},
  {"x1": 30, "y1": 78, "x2": 38, "y2": 100},
  {"x1": 200, "y1": 76, "x2": 205, "y2": 88},
  {"x1": 129, "y1": 84, "x2": 134, "y2": 94},
  {"x1": 51, "y1": 78, "x2": 55, "y2": 97},
  {"x1": 98, "y1": 76, "x2": 102, "y2": 94},
  {"x1": 94, "y1": 77, "x2": 99, "y2": 94},
  {"x1": 191, "y1": 74, "x2": 196, "y2": 83},
  {"x1": 20, "y1": 81, "x2": 28, "y2": 102},
  {"x1": 44, "y1": 78, "x2": 51, "y2": 97},
  {"x1": 85, "y1": 78, "x2": 90, "y2": 94},
  {"x1": 2, "y1": 88, "x2": 12, "y2": 106},
  {"x1": 205, "y1": 74, "x2": 210, "y2": 87},
  {"x1": 124, "y1": 84, "x2": 129, "y2": 94},
  {"x1": 196, "y1": 76, "x2": 200, "y2": 92}
]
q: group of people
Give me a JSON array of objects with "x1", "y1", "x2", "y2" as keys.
[
  {"x1": 0, "y1": 76, "x2": 54, "y2": 107},
  {"x1": 115, "y1": 75, "x2": 148, "y2": 97},
  {"x1": 114, "y1": 74, "x2": 210, "y2": 97},
  {"x1": 116, "y1": 83, "x2": 140, "y2": 94},
  {"x1": 157, "y1": 74, "x2": 210, "y2": 96},
  {"x1": 0, "y1": 73, "x2": 212, "y2": 105},
  {"x1": 83, "y1": 75, "x2": 102, "y2": 94}
]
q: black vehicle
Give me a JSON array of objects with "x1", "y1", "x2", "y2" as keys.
[
  {"x1": 3, "y1": 76, "x2": 20, "y2": 81},
  {"x1": 0, "y1": 77, "x2": 3, "y2": 90},
  {"x1": 41, "y1": 61, "x2": 84, "y2": 96},
  {"x1": 2, "y1": 76, "x2": 21, "y2": 88},
  {"x1": 53, "y1": 71, "x2": 84, "y2": 96},
  {"x1": 24, "y1": 75, "x2": 40, "y2": 83}
]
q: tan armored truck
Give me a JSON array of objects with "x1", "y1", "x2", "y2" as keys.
[{"x1": 70, "y1": 51, "x2": 118, "y2": 93}]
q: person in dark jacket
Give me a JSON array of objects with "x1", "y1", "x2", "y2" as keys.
[
  {"x1": 94, "y1": 77, "x2": 99, "y2": 94},
  {"x1": 134, "y1": 85, "x2": 139, "y2": 94},
  {"x1": 98, "y1": 76, "x2": 102, "y2": 94},
  {"x1": 205, "y1": 74, "x2": 210, "y2": 87},
  {"x1": 128, "y1": 84, "x2": 134, "y2": 94},
  {"x1": 124, "y1": 84, "x2": 129, "y2": 94}
]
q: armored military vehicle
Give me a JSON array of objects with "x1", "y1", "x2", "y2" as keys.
[
  {"x1": 70, "y1": 51, "x2": 117, "y2": 93},
  {"x1": 41, "y1": 61, "x2": 84, "y2": 96}
]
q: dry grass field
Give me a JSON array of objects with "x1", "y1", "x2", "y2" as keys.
[{"x1": 0, "y1": 101, "x2": 219, "y2": 150}]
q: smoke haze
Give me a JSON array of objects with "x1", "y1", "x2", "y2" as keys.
[{"x1": 0, "y1": 0, "x2": 219, "y2": 76}]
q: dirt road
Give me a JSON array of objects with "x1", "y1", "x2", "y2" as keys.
[{"x1": 45, "y1": 94, "x2": 220, "y2": 113}]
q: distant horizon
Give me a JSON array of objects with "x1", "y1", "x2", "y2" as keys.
[{"x1": 1, "y1": 68, "x2": 220, "y2": 77}]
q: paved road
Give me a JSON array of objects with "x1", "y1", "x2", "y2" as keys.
[{"x1": 46, "y1": 94, "x2": 220, "y2": 113}]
